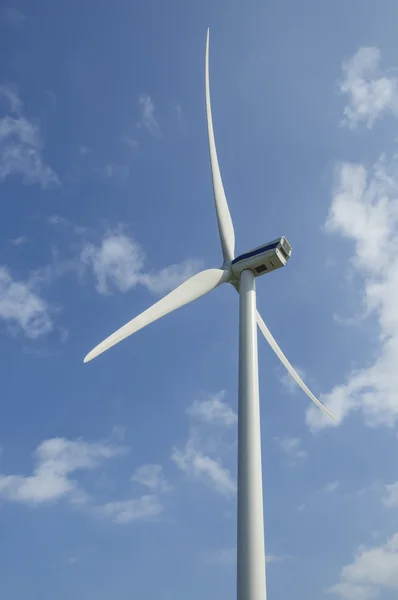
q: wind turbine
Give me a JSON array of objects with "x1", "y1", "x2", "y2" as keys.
[{"x1": 84, "y1": 29, "x2": 335, "y2": 600}]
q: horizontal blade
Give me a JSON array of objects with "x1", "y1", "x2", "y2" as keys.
[
  {"x1": 205, "y1": 28, "x2": 235, "y2": 263},
  {"x1": 256, "y1": 310, "x2": 336, "y2": 420},
  {"x1": 84, "y1": 268, "x2": 230, "y2": 363}
]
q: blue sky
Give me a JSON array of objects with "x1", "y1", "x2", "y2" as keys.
[{"x1": 2, "y1": 1, "x2": 398, "y2": 599}]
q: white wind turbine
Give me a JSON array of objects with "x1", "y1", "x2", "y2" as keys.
[{"x1": 84, "y1": 29, "x2": 335, "y2": 600}]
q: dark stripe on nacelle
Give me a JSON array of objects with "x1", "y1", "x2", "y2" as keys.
[{"x1": 232, "y1": 241, "x2": 280, "y2": 265}]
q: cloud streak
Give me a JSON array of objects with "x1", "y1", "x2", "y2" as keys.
[
  {"x1": 306, "y1": 156, "x2": 398, "y2": 430},
  {"x1": 0, "y1": 267, "x2": 53, "y2": 339},
  {"x1": 0, "y1": 437, "x2": 125, "y2": 505},
  {"x1": 0, "y1": 86, "x2": 59, "y2": 188},
  {"x1": 339, "y1": 47, "x2": 398, "y2": 129},
  {"x1": 329, "y1": 532, "x2": 398, "y2": 599},
  {"x1": 186, "y1": 391, "x2": 237, "y2": 427},
  {"x1": 172, "y1": 429, "x2": 236, "y2": 496},
  {"x1": 81, "y1": 227, "x2": 202, "y2": 296},
  {"x1": 138, "y1": 95, "x2": 160, "y2": 135}
]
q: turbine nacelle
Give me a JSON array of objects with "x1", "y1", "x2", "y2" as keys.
[{"x1": 231, "y1": 236, "x2": 292, "y2": 279}]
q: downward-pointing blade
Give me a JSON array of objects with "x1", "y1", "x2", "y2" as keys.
[
  {"x1": 205, "y1": 28, "x2": 235, "y2": 263},
  {"x1": 84, "y1": 268, "x2": 230, "y2": 363},
  {"x1": 256, "y1": 310, "x2": 336, "y2": 420}
]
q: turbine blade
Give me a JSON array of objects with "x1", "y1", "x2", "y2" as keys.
[
  {"x1": 256, "y1": 310, "x2": 336, "y2": 420},
  {"x1": 205, "y1": 28, "x2": 235, "y2": 263},
  {"x1": 84, "y1": 268, "x2": 230, "y2": 363}
]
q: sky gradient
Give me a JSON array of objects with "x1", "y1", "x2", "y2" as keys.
[{"x1": 1, "y1": 1, "x2": 398, "y2": 599}]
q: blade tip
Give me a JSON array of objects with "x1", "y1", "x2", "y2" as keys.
[{"x1": 83, "y1": 350, "x2": 95, "y2": 363}]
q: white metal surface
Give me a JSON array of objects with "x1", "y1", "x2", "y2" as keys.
[
  {"x1": 231, "y1": 244, "x2": 289, "y2": 279},
  {"x1": 238, "y1": 269, "x2": 267, "y2": 600},
  {"x1": 84, "y1": 268, "x2": 230, "y2": 363},
  {"x1": 205, "y1": 29, "x2": 235, "y2": 264}
]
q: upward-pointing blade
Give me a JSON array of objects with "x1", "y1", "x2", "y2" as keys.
[
  {"x1": 205, "y1": 28, "x2": 235, "y2": 263},
  {"x1": 84, "y1": 268, "x2": 230, "y2": 363},
  {"x1": 256, "y1": 310, "x2": 336, "y2": 420}
]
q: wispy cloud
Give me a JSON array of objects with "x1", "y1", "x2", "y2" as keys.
[
  {"x1": 140, "y1": 259, "x2": 203, "y2": 295},
  {"x1": 383, "y1": 480, "x2": 398, "y2": 507},
  {"x1": 98, "y1": 494, "x2": 164, "y2": 524},
  {"x1": 0, "y1": 224, "x2": 201, "y2": 342},
  {"x1": 0, "y1": 85, "x2": 59, "y2": 188},
  {"x1": 324, "y1": 481, "x2": 339, "y2": 493},
  {"x1": 0, "y1": 7, "x2": 26, "y2": 31},
  {"x1": 137, "y1": 95, "x2": 160, "y2": 135},
  {"x1": 9, "y1": 235, "x2": 27, "y2": 246},
  {"x1": 274, "y1": 436, "x2": 308, "y2": 463},
  {"x1": 0, "y1": 437, "x2": 125, "y2": 505},
  {"x1": 171, "y1": 430, "x2": 236, "y2": 496},
  {"x1": 306, "y1": 156, "x2": 398, "y2": 430},
  {"x1": 0, "y1": 266, "x2": 53, "y2": 338},
  {"x1": 78, "y1": 145, "x2": 91, "y2": 156},
  {"x1": 120, "y1": 134, "x2": 139, "y2": 150},
  {"x1": 103, "y1": 163, "x2": 131, "y2": 179},
  {"x1": 81, "y1": 227, "x2": 201, "y2": 296},
  {"x1": 329, "y1": 532, "x2": 398, "y2": 599},
  {"x1": 0, "y1": 84, "x2": 23, "y2": 114},
  {"x1": 97, "y1": 462, "x2": 170, "y2": 525},
  {"x1": 81, "y1": 229, "x2": 146, "y2": 295},
  {"x1": 186, "y1": 390, "x2": 237, "y2": 427},
  {"x1": 340, "y1": 47, "x2": 398, "y2": 129},
  {"x1": 131, "y1": 464, "x2": 171, "y2": 494}
]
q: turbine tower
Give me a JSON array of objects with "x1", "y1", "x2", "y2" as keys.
[{"x1": 84, "y1": 29, "x2": 335, "y2": 600}]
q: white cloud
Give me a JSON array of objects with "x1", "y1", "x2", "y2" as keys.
[
  {"x1": 324, "y1": 481, "x2": 339, "y2": 493},
  {"x1": 329, "y1": 533, "x2": 398, "y2": 599},
  {"x1": 104, "y1": 163, "x2": 131, "y2": 179},
  {"x1": 0, "y1": 86, "x2": 59, "y2": 188},
  {"x1": 99, "y1": 494, "x2": 163, "y2": 524},
  {"x1": 0, "y1": 266, "x2": 52, "y2": 338},
  {"x1": 120, "y1": 134, "x2": 139, "y2": 150},
  {"x1": 110, "y1": 425, "x2": 126, "y2": 441},
  {"x1": 306, "y1": 156, "x2": 398, "y2": 431},
  {"x1": 383, "y1": 481, "x2": 398, "y2": 507},
  {"x1": 81, "y1": 230, "x2": 145, "y2": 295},
  {"x1": 186, "y1": 391, "x2": 237, "y2": 427},
  {"x1": 171, "y1": 430, "x2": 236, "y2": 496},
  {"x1": 0, "y1": 84, "x2": 23, "y2": 114},
  {"x1": 97, "y1": 463, "x2": 169, "y2": 525},
  {"x1": 340, "y1": 47, "x2": 398, "y2": 129},
  {"x1": 0, "y1": 437, "x2": 124, "y2": 505},
  {"x1": 81, "y1": 228, "x2": 202, "y2": 296},
  {"x1": 138, "y1": 95, "x2": 160, "y2": 135},
  {"x1": 131, "y1": 464, "x2": 171, "y2": 493},
  {"x1": 274, "y1": 436, "x2": 308, "y2": 463},
  {"x1": 78, "y1": 145, "x2": 91, "y2": 156}
]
